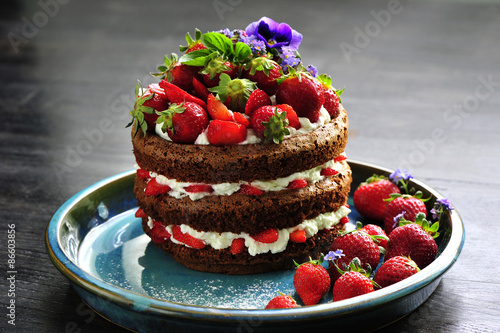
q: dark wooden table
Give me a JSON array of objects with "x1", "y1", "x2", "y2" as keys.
[{"x1": 1, "y1": 0, "x2": 499, "y2": 332}]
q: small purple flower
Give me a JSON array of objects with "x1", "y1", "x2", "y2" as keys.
[
  {"x1": 437, "y1": 198, "x2": 454, "y2": 211},
  {"x1": 306, "y1": 65, "x2": 318, "y2": 78},
  {"x1": 393, "y1": 211, "x2": 407, "y2": 229},
  {"x1": 431, "y1": 198, "x2": 454, "y2": 219},
  {"x1": 279, "y1": 48, "x2": 301, "y2": 73},
  {"x1": 216, "y1": 28, "x2": 234, "y2": 39},
  {"x1": 324, "y1": 249, "x2": 345, "y2": 261},
  {"x1": 245, "y1": 17, "x2": 302, "y2": 51},
  {"x1": 389, "y1": 168, "x2": 413, "y2": 183},
  {"x1": 241, "y1": 35, "x2": 267, "y2": 55}
]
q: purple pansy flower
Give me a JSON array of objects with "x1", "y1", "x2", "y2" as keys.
[{"x1": 245, "y1": 17, "x2": 303, "y2": 51}]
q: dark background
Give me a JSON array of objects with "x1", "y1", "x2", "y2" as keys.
[{"x1": 1, "y1": 0, "x2": 499, "y2": 332}]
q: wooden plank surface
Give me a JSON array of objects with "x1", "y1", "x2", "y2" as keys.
[{"x1": 1, "y1": 0, "x2": 499, "y2": 332}]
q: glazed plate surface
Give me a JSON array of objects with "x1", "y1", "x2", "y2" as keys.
[{"x1": 46, "y1": 160, "x2": 465, "y2": 332}]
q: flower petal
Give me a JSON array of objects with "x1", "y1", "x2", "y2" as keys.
[{"x1": 288, "y1": 29, "x2": 303, "y2": 51}]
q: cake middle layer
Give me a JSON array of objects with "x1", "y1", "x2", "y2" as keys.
[{"x1": 134, "y1": 160, "x2": 351, "y2": 235}]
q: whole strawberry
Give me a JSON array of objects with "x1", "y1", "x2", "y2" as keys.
[
  {"x1": 156, "y1": 102, "x2": 209, "y2": 144},
  {"x1": 265, "y1": 294, "x2": 298, "y2": 309},
  {"x1": 293, "y1": 258, "x2": 331, "y2": 306},
  {"x1": 242, "y1": 57, "x2": 282, "y2": 95},
  {"x1": 250, "y1": 105, "x2": 292, "y2": 143},
  {"x1": 127, "y1": 82, "x2": 170, "y2": 136},
  {"x1": 318, "y1": 74, "x2": 344, "y2": 119},
  {"x1": 331, "y1": 258, "x2": 375, "y2": 302},
  {"x1": 208, "y1": 73, "x2": 256, "y2": 113},
  {"x1": 275, "y1": 69, "x2": 325, "y2": 122},
  {"x1": 374, "y1": 256, "x2": 420, "y2": 288},
  {"x1": 384, "y1": 194, "x2": 428, "y2": 235},
  {"x1": 353, "y1": 174, "x2": 400, "y2": 221},
  {"x1": 151, "y1": 53, "x2": 202, "y2": 93},
  {"x1": 328, "y1": 229, "x2": 382, "y2": 283},
  {"x1": 385, "y1": 213, "x2": 439, "y2": 269},
  {"x1": 201, "y1": 58, "x2": 238, "y2": 88}
]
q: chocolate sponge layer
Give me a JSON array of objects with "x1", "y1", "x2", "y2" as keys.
[
  {"x1": 132, "y1": 108, "x2": 348, "y2": 184},
  {"x1": 142, "y1": 220, "x2": 344, "y2": 275},
  {"x1": 135, "y1": 161, "x2": 351, "y2": 235}
]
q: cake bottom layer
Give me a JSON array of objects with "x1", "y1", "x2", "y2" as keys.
[{"x1": 142, "y1": 219, "x2": 344, "y2": 275}]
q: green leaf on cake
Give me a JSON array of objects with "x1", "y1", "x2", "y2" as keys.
[
  {"x1": 233, "y1": 42, "x2": 252, "y2": 63},
  {"x1": 202, "y1": 32, "x2": 234, "y2": 57},
  {"x1": 179, "y1": 49, "x2": 213, "y2": 66}
]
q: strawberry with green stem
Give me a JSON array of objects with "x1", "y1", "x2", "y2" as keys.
[
  {"x1": 127, "y1": 81, "x2": 169, "y2": 136},
  {"x1": 201, "y1": 57, "x2": 238, "y2": 88},
  {"x1": 179, "y1": 28, "x2": 207, "y2": 54},
  {"x1": 330, "y1": 257, "x2": 378, "y2": 302},
  {"x1": 242, "y1": 56, "x2": 282, "y2": 95},
  {"x1": 383, "y1": 191, "x2": 429, "y2": 235},
  {"x1": 293, "y1": 256, "x2": 331, "y2": 305},
  {"x1": 152, "y1": 53, "x2": 202, "y2": 93},
  {"x1": 209, "y1": 73, "x2": 256, "y2": 113},
  {"x1": 250, "y1": 106, "x2": 292, "y2": 144},
  {"x1": 353, "y1": 174, "x2": 401, "y2": 221},
  {"x1": 328, "y1": 223, "x2": 386, "y2": 283},
  {"x1": 275, "y1": 66, "x2": 325, "y2": 122},
  {"x1": 318, "y1": 73, "x2": 345, "y2": 119},
  {"x1": 156, "y1": 102, "x2": 209, "y2": 144},
  {"x1": 385, "y1": 213, "x2": 439, "y2": 269}
]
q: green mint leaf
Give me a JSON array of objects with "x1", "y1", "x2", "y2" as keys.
[
  {"x1": 233, "y1": 42, "x2": 252, "y2": 63},
  {"x1": 201, "y1": 32, "x2": 234, "y2": 57},
  {"x1": 179, "y1": 49, "x2": 213, "y2": 66}
]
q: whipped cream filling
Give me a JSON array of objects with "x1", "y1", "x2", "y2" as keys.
[
  {"x1": 147, "y1": 205, "x2": 350, "y2": 256},
  {"x1": 140, "y1": 154, "x2": 346, "y2": 201},
  {"x1": 156, "y1": 105, "x2": 332, "y2": 145}
]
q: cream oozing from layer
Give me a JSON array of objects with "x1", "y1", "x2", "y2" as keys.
[
  {"x1": 147, "y1": 205, "x2": 350, "y2": 256},
  {"x1": 140, "y1": 155, "x2": 346, "y2": 201},
  {"x1": 156, "y1": 105, "x2": 332, "y2": 145}
]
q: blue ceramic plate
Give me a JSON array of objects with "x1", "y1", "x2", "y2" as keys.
[{"x1": 46, "y1": 160, "x2": 465, "y2": 332}]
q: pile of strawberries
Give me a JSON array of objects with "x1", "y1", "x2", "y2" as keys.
[
  {"x1": 265, "y1": 169, "x2": 454, "y2": 309},
  {"x1": 127, "y1": 26, "x2": 344, "y2": 145}
]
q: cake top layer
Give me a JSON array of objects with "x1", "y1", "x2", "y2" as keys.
[{"x1": 127, "y1": 17, "x2": 345, "y2": 146}]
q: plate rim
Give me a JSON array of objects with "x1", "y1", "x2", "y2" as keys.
[{"x1": 45, "y1": 159, "x2": 465, "y2": 324}]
